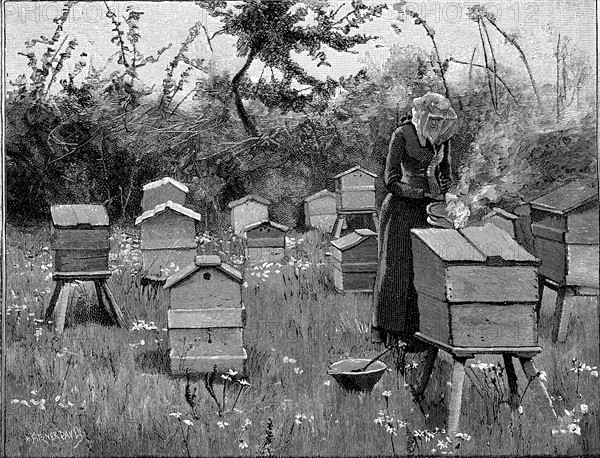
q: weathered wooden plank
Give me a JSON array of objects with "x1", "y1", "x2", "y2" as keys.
[
  {"x1": 531, "y1": 224, "x2": 565, "y2": 243},
  {"x1": 566, "y1": 206, "x2": 599, "y2": 244},
  {"x1": 417, "y1": 292, "x2": 450, "y2": 344},
  {"x1": 142, "y1": 184, "x2": 187, "y2": 212},
  {"x1": 54, "y1": 251, "x2": 109, "y2": 272},
  {"x1": 330, "y1": 261, "x2": 378, "y2": 273},
  {"x1": 337, "y1": 191, "x2": 376, "y2": 211},
  {"x1": 51, "y1": 205, "x2": 79, "y2": 227},
  {"x1": 451, "y1": 303, "x2": 537, "y2": 347},
  {"x1": 566, "y1": 244, "x2": 600, "y2": 287},
  {"x1": 169, "y1": 328, "x2": 244, "y2": 357},
  {"x1": 170, "y1": 348, "x2": 247, "y2": 375},
  {"x1": 410, "y1": 229, "x2": 485, "y2": 262},
  {"x1": 415, "y1": 333, "x2": 542, "y2": 357},
  {"x1": 459, "y1": 224, "x2": 537, "y2": 263},
  {"x1": 246, "y1": 238, "x2": 286, "y2": 248},
  {"x1": 169, "y1": 268, "x2": 242, "y2": 309},
  {"x1": 530, "y1": 208, "x2": 567, "y2": 232},
  {"x1": 530, "y1": 181, "x2": 597, "y2": 215},
  {"x1": 51, "y1": 229, "x2": 110, "y2": 250},
  {"x1": 168, "y1": 308, "x2": 244, "y2": 328},
  {"x1": 446, "y1": 266, "x2": 538, "y2": 303},
  {"x1": 246, "y1": 247, "x2": 285, "y2": 264},
  {"x1": 533, "y1": 237, "x2": 566, "y2": 283},
  {"x1": 332, "y1": 267, "x2": 376, "y2": 292},
  {"x1": 53, "y1": 271, "x2": 112, "y2": 280}
]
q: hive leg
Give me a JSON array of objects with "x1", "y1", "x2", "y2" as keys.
[
  {"x1": 553, "y1": 286, "x2": 576, "y2": 343},
  {"x1": 447, "y1": 357, "x2": 467, "y2": 440},
  {"x1": 54, "y1": 283, "x2": 73, "y2": 335},
  {"x1": 519, "y1": 357, "x2": 557, "y2": 421},
  {"x1": 412, "y1": 346, "x2": 438, "y2": 401},
  {"x1": 44, "y1": 281, "x2": 63, "y2": 324},
  {"x1": 102, "y1": 282, "x2": 126, "y2": 327},
  {"x1": 535, "y1": 276, "x2": 545, "y2": 324},
  {"x1": 94, "y1": 280, "x2": 115, "y2": 324},
  {"x1": 372, "y1": 212, "x2": 379, "y2": 234},
  {"x1": 503, "y1": 354, "x2": 520, "y2": 411}
]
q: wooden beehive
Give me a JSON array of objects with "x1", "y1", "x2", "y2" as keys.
[
  {"x1": 334, "y1": 166, "x2": 377, "y2": 212},
  {"x1": 135, "y1": 201, "x2": 201, "y2": 279},
  {"x1": 411, "y1": 223, "x2": 540, "y2": 348},
  {"x1": 228, "y1": 195, "x2": 270, "y2": 235},
  {"x1": 50, "y1": 205, "x2": 110, "y2": 274},
  {"x1": 330, "y1": 229, "x2": 378, "y2": 293},
  {"x1": 164, "y1": 255, "x2": 246, "y2": 375},
  {"x1": 304, "y1": 189, "x2": 337, "y2": 232},
  {"x1": 244, "y1": 220, "x2": 288, "y2": 264},
  {"x1": 141, "y1": 177, "x2": 189, "y2": 212},
  {"x1": 530, "y1": 181, "x2": 599, "y2": 288}
]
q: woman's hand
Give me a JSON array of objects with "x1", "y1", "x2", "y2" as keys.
[{"x1": 439, "y1": 177, "x2": 453, "y2": 194}]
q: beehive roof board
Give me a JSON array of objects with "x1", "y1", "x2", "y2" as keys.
[
  {"x1": 135, "y1": 201, "x2": 202, "y2": 225},
  {"x1": 142, "y1": 177, "x2": 189, "y2": 193},
  {"x1": 227, "y1": 194, "x2": 271, "y2": 209},
  {"x1": 334, "y1": 166, "x2": 378, "y2": 179},
  {"x1": 411, "y1": 224, "x2": 538, "y2": 265},
  {"x1": 305, "y1": 189, "x2": 335, "y2": 203},
  {"x1": 51, "y1": 205, "x2": 109, "y2": 228},
  {"x1": 331, "y1": 228, "x2": 377, "y2": 251},
  {"x1": 530, "y1": 181, "x2": 598, "y2": 214},
  {"x1": 244, "y1": 220, "x2": 289, "y2": 248},
  {"x1": 164, "y1": 255, "x2": 243, "y2": 289}
]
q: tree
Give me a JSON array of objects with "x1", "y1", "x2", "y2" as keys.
[{"x1": 197, "y1": 0, "x2": 387, "y2": 137}]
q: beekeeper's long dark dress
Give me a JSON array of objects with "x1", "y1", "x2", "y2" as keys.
[{"x1": 373, "y1": 123, "x2": 452, "y2": 341}]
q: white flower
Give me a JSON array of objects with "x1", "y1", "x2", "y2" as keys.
[
  {"x1": 169, "y1": 412, "x2": 182, "y2": 418},
  {"x1": 294, "y1": 367, "x2": 303, "y2": 375},
  {"x1": 288, "y1": 358, "x2": 297, "y2": 364},
  {"x1": 567, "y1": 423, "x2": 581, "y2": 435},
  {"x1": 283, "y1": 356, "x2": 290, "y2": 364},
  {"x1": 238, "y1": 379, "x2": 251, "y2": 386},
  {"x1": 374, "y1": 417, "x2": 385, "y2": 425},
  {"x1": 382, "y1": 390, "x2": 392, "y2": 397},
  {"x1": 10, "y1": 399, "x2": 19, "y2": 404},
  {"x1": 591, "y1": 370, "x2": 598, "y2": 377},
  {"x1": 239, "y1": 441, "x2": 248, "y2": 449},
  {"x1": 182, "y1": 419, "x2": 193, "y2": 426},
  {"x1": 437, "y1": 439, "x2": 448, "y2": 449},
  {"x1": 20, "y1": 400, "x2": 30, "y2": 407},
  {"x1": 538, "y1": 371, "x2": 547, "y2": 382},
  {"x1": 217, "y1": 421, "x2": 229, "y2": 428},
  {"x1": 518, "y1": 406, "x2": 524, "y2": 415},
  {"x1": 243, "y1": 418, "x2": 252, "y2": 427},
  {"x1": 580, "y1": 404, "x2": 589, "y2": 414},
  {"x1": 221, "y1": 374, "x2": 232, "y2": 381},
  {"x1": 323, "y1": 380, "x2": 331, "y2": 387},
  {"x1": 228, "y1": 369, "x2": 239, "y2": 376},
  {"x1": 386, "y1": 425, "x2": 397, "y2": 435},
  {"x1": 397, "y1": 420, "x2": 408, "y2": 428}
]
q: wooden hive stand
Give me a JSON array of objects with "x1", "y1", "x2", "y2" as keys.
[
  {"x1": 45, "y1": 205, "x2": 125, "y2": 334},
  {"x1": 410, "y1": 224, "x2": 556, "y2": 439},
  {"x1": 332, "y1": 166, "x2": 379, "y2": 238},
  {"x1": 529, "y1": 181, "x2": 599, "y2": 343}
]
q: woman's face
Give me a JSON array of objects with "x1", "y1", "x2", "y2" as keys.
[{"x1": 423, "y1": 115, "x2": 445, "y2": 143}]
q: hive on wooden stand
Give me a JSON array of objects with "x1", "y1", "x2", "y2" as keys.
[
  {"x1": 529, "y1": 181, "x2": 599, "y2": 342},
  {"x1": 164, "y1": 255, "x2": 246, "y2": 376},
  {"x1": 244, "y1": 220, "x2": 288, "y2": 264},
  {"x1": 135, "y1": 201, "x2": 201, "y2": 280},
  {"x1": 304, "y1": 189, "x2": 337, "y2": 232},
  {"x1": 141, "y1": 177, "x2": 189, "y2": 212},
  {"x1": 411, "y1": 223, "x2": 540, "y2": 348},
  {"x1": 332, "y1": 167, "x2": 378, "y2": 238},
  {"x1": 330, "y1": 229, "x2": 378, "y2": 293},
  {"x1": 228, "y1": 195, "x2": 270, "y2": 235},
  {"x1": 410, "y1": 224, "x2": 556, "y2": 441},
  {"x1": 45, "y1": 204, "x2": 125, "y2": 334}
]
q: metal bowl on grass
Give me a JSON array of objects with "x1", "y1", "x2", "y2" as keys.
[{"x1": 327, "y1": 359, "x2": 387, "y2": 393}]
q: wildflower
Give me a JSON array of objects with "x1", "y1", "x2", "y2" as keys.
[
  {"x1": 283, "y1": 356, "x2": 290, "y2": 364},
  {"x1": 581, "y1": 404, "x2": 589, "y2": 414},
  {"x1": 243, "y1": 418, "x2": 252, "y2": 427},
  {"x1": 414, "y1": 430, "x2": 425, "y2": 438},
  {"x1": 374, "y1": 417, "x2": 385, "y2": 425},
  {"x1": 10, "y1": 400, "x2": 19, "y2": 404},
  {"x1": 294, "y1": 367, "x2": 304, "y2": 375},
  {"x1": 239, "y1": 441, "x2": 248, "y2": 449},
  {"x1": 228, "y1": 369, "x2": 239, "y2": 376},
  {"x1": 538, "y1": 371, "x2": 547, "y2": 382},
  {"x1": 217, "y1": 421, "x2": 229, "y2": 428},
  {"x1": 30, "y1": 390, "x2": 37, "y2": 396},
  {"x1": 295, "y1": 414, "x2": 307, "y2": 425},
  {"x1": 518, "y1": 406, "x2": 524, "y2": 415},
  {"x1": 221, "y1": 374, "x2": 232, "y2": 382},
  {"x1": 397, "y1": 421, "x2": 408, "y2": 428},
  {"x1": 382, "y1": 390, "x2": 392, "y2": 398},
  {"x1": 20, "y1": 400, "x2": 30, "y2": 407},
  {"x1": 386, "y1": 424, "x2": 397, "y2": 435},
  {"x1": 567, "y1": 423, "x2": 581, "y2": 435},
  {"x1": 238, "y1": 379, "x2": 251, "y2": 386},
  {"x1": 242, "y1": 282, "x2": 248, "y2": 288},
  {"x1": 182, "y1": 419, "x2": 193, "y2": 426},
  {"x1": 169, "y1": 412, "x2": 182, "y2": 418},
  {"x1": 437, "y1": 440, "x2": 449, "y2": 449},
  {"x1": 323, "y1": 380, "x2": 331, "y2": 387},
  {"x1": 54, "y1": 396, "x2": 60, "y2": 402},
  {"x1": 455, "y1": 432, "x2": 471, "y2": 441},
  {"x1": 591, "y1": 370, "x2": 598, "y2": 377}
]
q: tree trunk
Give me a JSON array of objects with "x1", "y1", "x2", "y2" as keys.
[{"x1": 232, "y1": 48, "x2": 259, "y2": 137}]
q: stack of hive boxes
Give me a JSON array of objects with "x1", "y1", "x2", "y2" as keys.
[{"x1": 135, "y1": 177, "x2": 202, "y2": 280}]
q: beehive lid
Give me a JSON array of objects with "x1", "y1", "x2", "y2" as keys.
[
  {"x1": 244, "y1": 219, "x2": 289, "y2": 233},
  {"x1": 530, "y1": 181, "x2": 598, "y2": 214},
  {"x1": 227, "y1": 194, "x2": 271, "y2": 209},
  {"x1": 164, "y1": 255, "x2": 242, "y2": 289},
  {"x1": 142, "y1": 177, "x2": 189, "y2": 193},
  {"x1": 411, "y1": 224, "x2": 538, "y2": 265},
  {"x1": 305, "y1": 189, "x2": 335, "y2": 203},
  {"x1": 51, "y1": 205, "x2": 109, "y2": 227},
  {"x1": 135, "y1": 201, "x2": 202, "y2": 225},
  {"x1": 331, "y1": 229, "x2": 377, "y2": 251},
  {"x1": 334, "y1": 166, "x2": 377, "y2": 179}
]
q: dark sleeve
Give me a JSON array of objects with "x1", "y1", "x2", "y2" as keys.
[
  {"x1": 437, "y1": 140, "x2": 455, "y2": 185},
  {"x1": 386, "y1": 129, "x2": 425, "y2": 199}
]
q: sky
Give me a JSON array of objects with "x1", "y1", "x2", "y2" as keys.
[{"x1": 3, "y1": 0, "x2": 598, "y2": 97}]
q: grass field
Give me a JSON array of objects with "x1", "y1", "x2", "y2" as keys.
[{"x1": 3, "y1": 223, "x2": 599, "y2": 457}]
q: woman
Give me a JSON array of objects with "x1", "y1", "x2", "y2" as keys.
[{"x1": 372, "y1": 92, "x2": 457, "y2": 348}]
